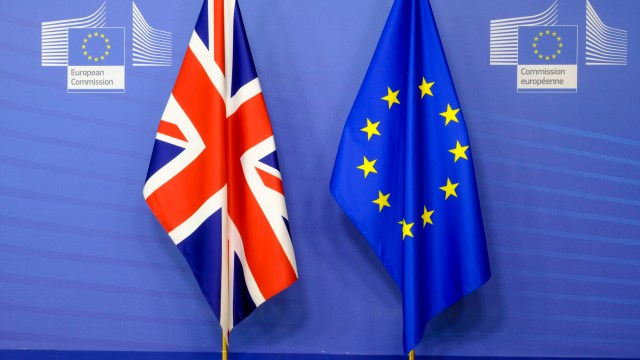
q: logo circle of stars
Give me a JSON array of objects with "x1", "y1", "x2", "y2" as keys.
[
  {"x1": 532, "y1": 29, "x2": 563, "y2": 61},
  {"x1": 354, "y1": 76, "x2": 472, "y2": 241},
  {"x1": 82, "y1": 32, "x2": 111, "y2": 63}
]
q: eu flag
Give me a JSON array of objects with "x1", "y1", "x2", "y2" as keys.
[
  {"x1": 330, "y1": 0, "x2": 490, "y2": 353},
  {"x1": 67, "y1": 28, "x2": 125, "y2": 66}
]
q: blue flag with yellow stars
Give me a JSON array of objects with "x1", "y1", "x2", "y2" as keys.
[{"x1": 330, "y1": 0, "x2": 490, "y2": 353}]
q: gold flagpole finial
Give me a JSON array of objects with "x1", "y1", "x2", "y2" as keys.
[{"x1": 409, "y1": 349, "x2": 415, "y2": 360}]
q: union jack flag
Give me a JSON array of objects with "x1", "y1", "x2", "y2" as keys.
[{"x1": 143, "y1": 0, "x2": 298, "y2": 337}]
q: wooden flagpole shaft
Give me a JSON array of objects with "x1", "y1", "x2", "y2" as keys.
[{"x1": 222, "y1": 334, "x2": 228, "y2": 360}]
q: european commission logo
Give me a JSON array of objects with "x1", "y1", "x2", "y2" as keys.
[
  {"x1": 67, "y1": 28, "x2": 125, "y2": 93},
  {"x1": 41, "y1": 2, "x2": 173, "y2": 93},
  {"x1": 517, "y1": 26, "x2": 577, "y2": 93},
  {"x1": 490, "y1": 0, "x2": 628, "y2": 93}
]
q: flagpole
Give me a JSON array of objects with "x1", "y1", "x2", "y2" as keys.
[
  {"x1": 409, "y1": 349, "x2": 415, "y2": 360},
  {"x1": 222, "y1": 334, "x2": 228, "y2": 360}
]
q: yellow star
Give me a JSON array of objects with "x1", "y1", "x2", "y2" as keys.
[
  {"x1": 82, "y1": 45, "x2": 86, "y2": 49},
  {"x1": 546, "y1": 30, "x2": 550, "y2": 35},
  {"x1": 107, "y1": 45, "x2": 111, "y2": 49},
  {"x1": 105, "y1": 38, "x2": 109, "y2": 43},
  {"x1": 449, "y1": 140, "x2": 469, "y2": 162},
  {"x1": 539, "y1": 54, "x2": 543, "y2": 59},
  {"x1": 83, "y1": 38, "x2": 88, "y2": 43},
  {"x1": 439, "y1": 178, "x2": 459, "y2": 200},
  {"x1": 559, "y1": 43, "x2": 563, "y2": 48},
  {"x1": 557, "y1": 50, "x2": 561, "y2": 54},
  {"x1": 439, "y1": 104, "x2": 460, "y2": 126},
  {"x1": 381, "y1": 87, "x2": 400, "y2": 109},
  {"x1": 557, "y1": 37, "x2": 562, "y2": 41},
  {"x1": 372, "y1": 191, "x2": 391, "y2": 212},
  {"x1": 545, "y1": 56, "x2": 550, "y2": 61},
  {"x1": 552, "y1": 31, "x2": 557, "y2": 36},
  {"x1": 534, "y1": 50, "x2": 539, "y2": 54},
  {"x1": 88, "y1": 34, "x2": 92, "y2": 38},
  {"x1": 83, "y1": 51, "x2": 88, "y2": 56},
  {"x1": 532, "y1": 43, "x2": 537, "y2": 48},
  {"x1": 534, "y1": 37, "x2": 539, "y2": 41},
  {"x1": 101, "y1": 33, "x2": 105, "y2": 38},
  {"x1": 94, "y1": 32, "x2": 98, "y2": 36},
  {"x1": 421, "y1": 206, "x2": 434, "y2": 227},
  {"x1": 357, "y1": 156, "x2": 378, "y2": 178},
  {"x1": 100, "y1": 56, "x2": 105, "y2": 60},
  {"x1": 105, "y1": 51, "x2": 110, "y2": 55},
  {"x1": 419, "y1": 77, "x2": 434, "y2": 98},
  {"x1": 88, "y1": 56, "x2": 92, "y2": 60},
  {"x1": 552, "y1": 54, "x2": 556, "y2": 59},
  {"x1": 94, "y1": 57, "x2": 98, "y2": 62},
  {"x1": 360, "y1": 118, "x2": 381, "y2": 140},
  {"x1": 398, "y1": 219, "x2": 414, "y2": 240},
  {"x1": 539, "y1": 32, "x2": 543, "y2": 36}
]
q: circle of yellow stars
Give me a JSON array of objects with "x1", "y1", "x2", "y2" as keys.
[
  {"x1": 82, "y1": 32, "x2": 111, "y2": 63},
  {"x1": 355, "y1": 76, "x2": 471, "y2": 240},
  {"x1": 532, "y1": 29, "x2": 563, "y2": 61}
]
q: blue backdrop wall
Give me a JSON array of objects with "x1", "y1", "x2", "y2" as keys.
[{"x1": 1, "y1": 0, "x2": 639, "y2": 358}]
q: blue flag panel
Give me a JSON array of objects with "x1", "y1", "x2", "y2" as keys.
[{"x1": 330, "y1": 0, "x2": 491, "y2": 352}]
